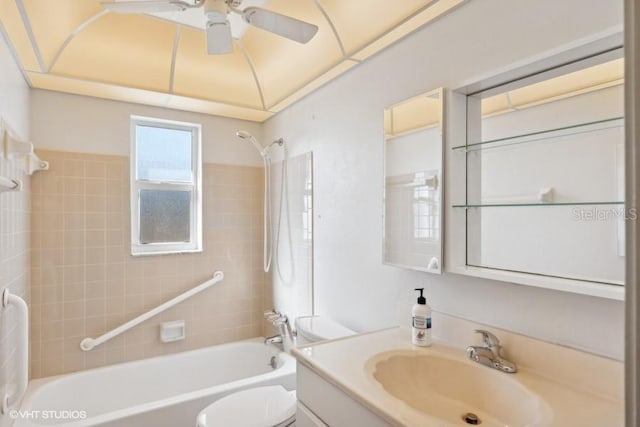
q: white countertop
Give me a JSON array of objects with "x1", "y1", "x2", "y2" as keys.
[{"x1": 291, "y1": 327, "x2": 623, "y2": 427}]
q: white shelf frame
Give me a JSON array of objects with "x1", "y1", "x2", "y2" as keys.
[{"x1": 444, "y1": 32, "x2": 626, "y2": 301}]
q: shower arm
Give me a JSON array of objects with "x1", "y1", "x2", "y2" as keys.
[{"x1": 267, "y1": 138, "x2": 284, "y2": 148}]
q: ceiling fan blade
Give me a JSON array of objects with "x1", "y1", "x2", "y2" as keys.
[
  {"x1": 207, "y1": 20, "x2": 233, "y2": 55},
  {"x1": 101, "y1": 1, "x2": 190, "y2": 14},
  {"x1": 242, "y1": 7, "x2": 318, "y2": 44}
]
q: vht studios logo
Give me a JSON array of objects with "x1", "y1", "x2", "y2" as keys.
[
  {"x1": 9, "y1": 410, "x2": 87, "y2": 420},
  {"x1": 572, "y1": 207, "x2": 638, "y2": 221}
]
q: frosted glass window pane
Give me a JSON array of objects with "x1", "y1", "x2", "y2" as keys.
[
  {"x1": 139, "y1": 190, "x2": 191, "y2": 244},
  {"x1": 136, "y1": 125, "x2": 193, "y2": 182}
]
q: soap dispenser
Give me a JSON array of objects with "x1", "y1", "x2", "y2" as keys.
[{"x1": 412, "y1": 288, "x2": 432, "y2": 347}]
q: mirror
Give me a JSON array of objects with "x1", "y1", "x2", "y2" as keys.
[{"x1": 383, "y1": 88, "x2": 444, "y2": 273}]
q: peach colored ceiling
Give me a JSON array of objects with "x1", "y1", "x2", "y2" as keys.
[
  {"x1": 382, "y1": 59, "x2": 623, "y2": 139},
  {"x1": 482, "y1": 58, "x2": 624, "y2": 117},
  {"x1": 384, "y1": 88, "x2": 442, "y2": 137},
  {"x1": 0, "y1": 0, "x2": 464, "y2": 122}
]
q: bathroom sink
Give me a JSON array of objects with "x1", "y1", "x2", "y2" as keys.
[{"x1": 369, "y1": 350, "x2": 552, "y2": 426}]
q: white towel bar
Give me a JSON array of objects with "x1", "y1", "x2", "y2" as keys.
[{"x1": 1, "y1": 119, "x2": 49, "y2": 176}]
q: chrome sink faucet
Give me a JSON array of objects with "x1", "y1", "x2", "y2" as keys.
[{"x1": 466, "y1": 330, "x2": 517, "y2": 373}]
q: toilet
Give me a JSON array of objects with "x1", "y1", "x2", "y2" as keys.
[
  {"x1": 294, "y1": 315, "x2": 356, "y2": 345},
  {"x1": 196, "y1": 316, "x2": 355, "y2": 427},
  {"x1": 196, "y1": 386, "x2": 297, "y2": 427}
]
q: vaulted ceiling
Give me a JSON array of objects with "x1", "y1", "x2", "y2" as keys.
[{"x1": 0, "y1": 0, "x2": 464, "y2": 122}]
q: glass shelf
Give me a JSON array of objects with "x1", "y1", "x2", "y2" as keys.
[
  {"x1": 453, "y1": 201, "x2": 624, "y2": 208},
  {"x1": 452, "y1": 116, "x2": 624, "y2": 152}
]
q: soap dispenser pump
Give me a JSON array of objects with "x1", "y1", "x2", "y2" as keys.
[{"x1": 412, "y1": 288, "x2": 432, "y2": 347}]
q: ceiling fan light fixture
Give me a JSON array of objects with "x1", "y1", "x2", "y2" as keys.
[
  {"x1": 206, "y1": 10, "x2": 227, "y2": 23},
  {"x1": 206, "y1": 20, "x2": 233, "y2": 54},
  {"x1": 102, "y1": 0, "x2": 318, "y2": 55},
  {"x1": 203, "y1": 0, "x2": 227, "y2": 16}
]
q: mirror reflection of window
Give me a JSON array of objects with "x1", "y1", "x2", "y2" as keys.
[{"x1": 413, "y1": 176, "x2": 439, "y2": 242}]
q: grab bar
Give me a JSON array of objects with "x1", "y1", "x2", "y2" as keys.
[
  {"x1": 80, "y1": 270, "x2": 224, "y2": 351},
  {"x1": 1, "y1": 289, "x2": 29, "y2": 415}
]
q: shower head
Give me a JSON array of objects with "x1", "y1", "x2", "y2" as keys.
[
  {"x1": 235, "y1": 131, "x2": 284, "y2": 159},
  {"x1": 236, "y1": 130, "x2": 268, "y2": 158}
]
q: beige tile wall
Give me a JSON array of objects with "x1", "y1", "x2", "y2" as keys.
[
  {"x1": 0, "y1": 156, "x2": 30, "y2": 398},
  {"x1": 31, "y1": 149, "x2": 266, "y2": 378}
]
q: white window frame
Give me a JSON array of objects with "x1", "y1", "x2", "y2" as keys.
[{"x1": 130, "y1": 115, "x2": 202, "y2": 256}]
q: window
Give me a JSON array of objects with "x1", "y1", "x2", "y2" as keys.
[{"x1": 130, "y1": 116, "x2": 202, "y2": 255}]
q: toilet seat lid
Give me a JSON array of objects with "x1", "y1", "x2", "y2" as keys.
[{"x1": 197, "y1": 386, "x2": 296, "y2": 427}]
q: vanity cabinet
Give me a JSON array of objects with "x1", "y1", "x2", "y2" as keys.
[
  {"x1": 296, "y1": 363, "x2": 390, "y2": 427},
  {"x1": 293, "y1": 326, "x2": 623, "y2": 427},
  {"x1": 296, "y1": 402, "x2": 328, "y2": 427}
]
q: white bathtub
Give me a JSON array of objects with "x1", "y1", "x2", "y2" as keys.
[{"x1": 14, "y1": 339, "x2": 296, "y2": 427}]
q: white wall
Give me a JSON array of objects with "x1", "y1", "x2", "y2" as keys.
[
  {"x1": 0, "y1": 36, "x2": 29, "y2": 140},
  {"x1": 263, "y1": 0, "x2": 625, "y2": 359},
  {"x1": 30, "y1": 89, "x2": 265, "y2": 166},
  {"x1": 0, "y1": 28, "x2": 30, "y2": 427}
]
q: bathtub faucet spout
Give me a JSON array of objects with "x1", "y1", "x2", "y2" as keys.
[
  {"x1": 263, "y1": 310, "x2": 296, "y2": 352},
  {"x1": 264, "y1": 335, "x2": 283, "y2": 345}
]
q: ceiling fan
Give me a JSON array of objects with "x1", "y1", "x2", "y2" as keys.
[{"x1": 101, "y1": 0, "x2": 319, "y2": 55}]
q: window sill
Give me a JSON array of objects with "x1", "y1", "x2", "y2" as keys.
[{"x1": 131, "y1": 248, "x2": 203, "y2": 257}]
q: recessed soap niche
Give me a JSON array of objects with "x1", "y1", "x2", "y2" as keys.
[{"x1": 160, "y1": 320, "x2": 186, "y2": 343}]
